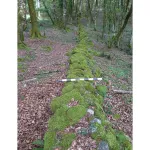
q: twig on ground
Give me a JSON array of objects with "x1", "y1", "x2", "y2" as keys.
[
  {"x1": 34, "y1": 70, "x2": 60, "y2": 75},
  {"x1": 22, "y1": 78, "x2": 37, "y2": 83},
  {"x1": 112, "y1": 89, "x2": 132, "y2": 94}
]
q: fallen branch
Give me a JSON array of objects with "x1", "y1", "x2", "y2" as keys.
[
  {"x1": 22, "y1": 78, "x2": 37, "y2": 83},
  {"x1": 112, "y1": 89, "x2": 132, "y2": 94},
  {"x1": 107, "y1": 81, "x2": 132, "y2": 94},
  {"x1": 34, "y1": 70, "x2": 60, "y2": 75}
]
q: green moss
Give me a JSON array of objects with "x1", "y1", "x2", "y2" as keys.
[
  {"x1": 62, "y1": 82, "x2": 74, "y2": 94},
  {"x1": 49, "y1": 105, "x2": 86, "y2": 133},
  {"x1": 105, "y1": 132, "x2": 120, "y2": 150},
  {"x1": 113, "y1": 114, "x2": 121, "y2": 120},
  {"x1": 85, "y1": 82, "x2": 95, "y2": 93},
  {"x1": 82, "y1": 93, "x2": 96, "y2": 106},
  {"x1": 70, "y1": 53, "x2": 87, "y2": 64},
  {"x1": 42, "y1": 46, "x2": 52, "y2": 52},
  {"x1": 66, "y1": 50, "x2": 72, "y2": 57},
  {"x1": 92, "y1": 67, "x2": 101, "y2": 77},
  {"x1": 60, "y1": 133, "x2": 76, "y2": 150},
  {"x1": 95, "y1": 109, "x2": 106, "y2": 122},
  {"x1": 73, "y1": 82, "x2": 87, "y2": 95},
  {"x1": 67, "y1": 67, "x2": 93, "y2": 78},
  {"x1": 91, "y1": 124, "x2": 106, "y2": 140},
  {"x1": 87, "y1": 59, "x2": 95, "y2": 68},
  {"x1": 116, "y1": 131, "x2": 132, "y2": 150},
  {"x1": 67, "y1": 105, "x2": 87, "y2": 124},
  {"x1": 96, "y1": 85, "x2": 107, "y2": 97},
  {"x1": 18, "y1": 57, "x2": 26, "y2": 62},
  {"x1": 48, "y1": 106, "x2": 70, "y2": 131},
  {"x1": 18, "y1": 62, "x2": 27, "y2": 72},
  {"x1": 44, "y1": 131, "x2": 56, "y2": 150},
  {"x1": 18, "y1": 42, "x2": 30, "y2": 50},
  {"x1": 32, "y1": 139, "x2": 44, "y2": 147},
  {"x1": 72, "y1": 48, "x2": 92, "y2": 59},
  {"x1": 70, "y1": 62, "x2": 88, "y2": 70},
  {"x1": 88, "y1": 49, "x2": 101, "y2": 57},
  {"x1": 82, "y1": 92, "x2": 103, "y2": 107},
  {"x1": 49, "y1": 115, "x2": 69, "y2": 131},
  {"x1": 102, "y1": 120, "x2": 112, "y2": 128},
  {"x1": 33, "y1": 148, "x2": 43, "y2": 150},
  {"x1": 95, "y1": 95, "x2": 104, "y2": 105},
  {"x1": 51, "y1": 89, "x2": 85, "y2": 112}
]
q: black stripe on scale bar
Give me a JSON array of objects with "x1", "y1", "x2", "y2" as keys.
[{"x1": 57, "y1": 78, "x2": 102, "y2": 82}]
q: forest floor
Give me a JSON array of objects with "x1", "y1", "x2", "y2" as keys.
[
  {"x1": 18, "y1": 28, "x2": 76, "y2": 150},
  {"x1": 86, "y1": 27, "x2": 132, "y2": 139},
  {"x1": 92, "y1": 41, "x2": 132, "y2": 139},
  {"x1": 18, "y1": 26, "x2": 132, "y2": 150}
]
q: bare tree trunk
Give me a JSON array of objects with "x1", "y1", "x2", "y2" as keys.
[{"x1": 27, "y1": 0, "x2": 42, "y2": 38}]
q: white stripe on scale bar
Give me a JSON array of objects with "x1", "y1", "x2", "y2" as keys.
[
  {"x1": 71, "y1": 79, "x2": 76, "y2": 81},
  {"x1": 88, "y1": 78, "x2": 94, "y2": 80},
  {"x1": 97, "y1": 78, "x2": 102, "y2": 80},
  {"x1": 61, "y1": 79, "x2": 68, "y2": 82},
  {"x1": 79, "y1": 78, "x2": 85, "y2": 81}
]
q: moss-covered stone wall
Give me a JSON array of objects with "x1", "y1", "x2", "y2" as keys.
[{"x1": 44, "y1": 25, "x2": 132, "y2": 150}]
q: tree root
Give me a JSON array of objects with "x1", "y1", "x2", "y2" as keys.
[{"x1": 18, "y1": 42, "x2": 29, "y2": 50}]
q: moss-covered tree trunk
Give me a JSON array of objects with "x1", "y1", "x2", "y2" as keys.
[
  {"x1": 18, "y1": 12, "x2": 27, "y2": 49},
  {"x1": 87, "y1": 0, "x2": 94, "y2": 26},
  {"x1": 68, "y1": 0, "x2": 73, "y2": 22},
  {"x1": 42, "y1": 0, "x2": 55, "y2": 25},
  {"x1": 63, "y1": 0, "x2": 67, "y2": 28},
  {"x1": 112, "y1": 3, "x2": 132, "y2": 47},
  {"x1": 27, "y1": 0, "x2": 41, "y2": 38}
]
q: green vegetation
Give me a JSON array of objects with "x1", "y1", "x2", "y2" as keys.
[
  {"x1": 67, "y1": 105, "x2": 86, "y2": 124},
  {"x1": 32, "y1": 148, "x2": 43, "y2": 150},
  {"x1": 59, "y1": 133, "x2": 76, "y2": 150},
  {"x1": 99, "y1": 52, "x2": 111, "y2": 60},
  {"x1": 48, "y1": 106, "x2": 70, "y2": 131},
  {"x1": 113, "y1": 114, "x2": 121, "y2": 120},
  {"x1": 116, "y1": 131, "x2": 132, "y2": 149},
  {"x1": 18, "y1": 51, "x2": 36, "y2": 74},
  {"x1": 62, "y1": 82, "x2": 74, "y2": 94},
  {"x1": 96, "y1": 85, "x2": 107, "y2": 98},
  {"x1": 18, "y1": 43, "x2": 31, "y2": 50},
  {"x1": 109, "y1": 66, "x2": 129, "y2": 78},
  {"x1": 18, "y1": 62, "x2": 27, "y2": 73},
  {"x1": 105, "y1": 132, "x2": 120, "y2": 150},
  {"x1": 51, "y1": 89, "x2": 85, "y2": 112},
  {"x1": 41, "y1": 46, "x2": 52, "y2": 52},
  {"x1": 91, "y1": 124, "x2": 106, "y2": 140},
  {"x1": 32, "y1": 139, "x2": 44, "y2": 147},
  {"x1": 44, "y1": 131, "x2": 56, "y2": 150}
]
